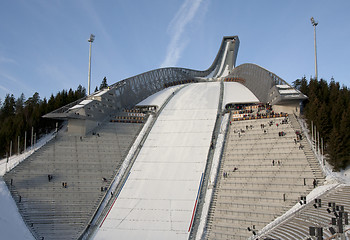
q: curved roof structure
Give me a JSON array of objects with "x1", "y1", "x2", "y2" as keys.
[
  {"x1": 228, "y1": 63, "x2": 307, "y2": 104},
  {"x1": 223, "y1": 82, "x2": 259, "y2": 109}
]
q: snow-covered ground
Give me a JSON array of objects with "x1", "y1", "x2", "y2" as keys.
[
  {"x1": 215, "y1": 41, "x2": 229, "y2": 77},
  {"x1": 93, "y1": 82, "x2": 220, "y2": 240},
  {"x1": 0, "y1": 181, "x2": 35, "y2": 240},
  {"x1": 327, "y1": 165, "x2": 350, "y2": 183},
  {"x1": 137, "y1": 85, "x2": 184, "y2": 111},
  {"x1": 87, "y1": 114, "x2": 155, "y2": 232}
]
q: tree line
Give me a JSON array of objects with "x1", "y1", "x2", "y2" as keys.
[
  {"x1": 0, "y1": 85, "x2": 86, "y2": 158},
  {"x1": 293, "y1": 77, "x2": 350, "y2": 170},
  {"x1": 0, "y1": 77, "x2": 109, "y2": 159}
]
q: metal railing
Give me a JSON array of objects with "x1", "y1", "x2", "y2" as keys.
[{"x1": 248, "y1": 183, "x2": 340, "y2": 240}]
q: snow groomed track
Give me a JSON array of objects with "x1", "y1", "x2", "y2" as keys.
[{"x1": 93, "y1": 82, "x2": 220, "y2": 239}]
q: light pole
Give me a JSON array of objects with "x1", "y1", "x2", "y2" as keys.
[
  {"x1": 310, "y1": 17, "x2": 318, "y2": 80},
  {"x1": 88, "y1": 34, "x2": 95, "y2": 95}
]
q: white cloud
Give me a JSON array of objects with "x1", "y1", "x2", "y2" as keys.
[{"x1": 160, "y1": 0, "x2": 203, "y2": 68}]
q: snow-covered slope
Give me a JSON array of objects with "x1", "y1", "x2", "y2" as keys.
[
  {"x1": 0, "y1": 181, "x2": 34, "y2": 240},
  {"x1": 94, "y1": 82, "x2": 220, "y2": 240}
]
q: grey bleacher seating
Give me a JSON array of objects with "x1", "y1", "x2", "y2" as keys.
[
  {"x1": 3, "y1": 121, "x2": 144, "y2": 240},
  {"x1": 261, "y1": 185, "x2": 350, "y2": 239},
  {"x1": 206, "y1": 116, "x2": 325, "y2": 239}
]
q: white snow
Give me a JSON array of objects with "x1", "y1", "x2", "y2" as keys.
[
  {"x1": 276, "y1": 84, "x2": 291, "y2": 89},
  {"x1": 94, "y1": 89, "x2": 109, "y2": 97},
  {"x1": 0, "y1": 130, "x2": 57, "y2": 176},
  {"x1": 88, "y1": 114, "x2": 155, "y2": 231},
  {"x1": 0, "y1": 131, "x2": 56, "y2": 240},
  {"x1": 68, "y1": 104, "x2": 83, "y2": 110},
  {"x1": 221, "y1": 65, "x2": 230, "y2": 78},
  {"x1": 222, "y1": 82, "x2": 259, "y2": 109},
  {"x1": 325, "y1": 165, "x2": 350, "y2": 184},
  {"x1": 276, "y1": 85, "x2": 302, "y2": 95},
  {"x1": 137, "y1": 85, "x2": 184, "y2": 111},
  {"x1": 205, "y1": 65, "x2": 218, "y2": 78},
  {"x1": 279, "y1": 89, "x2": 299, "y2": 94},
  {"x1": 79, "y1": 99, "x2": 93, "y2": 105},
  {"x1": 215, "y1": 41, "x2": 229, "y2": 78},
  {"x1": 0, "y1": 181, "x2": 35, "y2": 240},
  {"x1": 68, "y1": 99, "x2": 93, "y2": 110},
  {"x1": 94, "y1": 82, "x2": 220, "y2": 240}
]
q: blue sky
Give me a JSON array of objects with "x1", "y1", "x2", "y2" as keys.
[{"x1": 0, "y1": 0, "x2": 349, "y2": 102}]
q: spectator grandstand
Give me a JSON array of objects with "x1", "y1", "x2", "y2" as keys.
[
  {"x1": 205, "y1": 113, "x2": 325, "y2": 239},
  {"x1": 3, "y1": 120, "x2": 145, "y2": 239}
]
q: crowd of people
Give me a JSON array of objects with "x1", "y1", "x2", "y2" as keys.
[{"x1": 230, "y1": 103, "x2": 288, "y2": 122}]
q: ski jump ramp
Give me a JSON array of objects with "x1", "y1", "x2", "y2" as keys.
[{"x1": 93, "y1": 82, "x2": 220, "y2": 239}]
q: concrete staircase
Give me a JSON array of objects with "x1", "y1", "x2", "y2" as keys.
[
  {"x1": 289, "y1": 114, "x2": 325, "y2": 182},
  {"x1": 3, "y1": 121, "x2": 145, "y2": 240}
]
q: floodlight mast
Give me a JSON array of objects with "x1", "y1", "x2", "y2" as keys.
[
  {"x1": 310, "y1": 17, "x2": 318, "y2": 80},
  {"x1": 88, "y1": 34, "x2": 95, "y2": 95}
]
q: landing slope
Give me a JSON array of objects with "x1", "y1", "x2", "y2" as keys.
[{"x1": 94, "y1": 82, "x2": 220, "y2": 239}]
